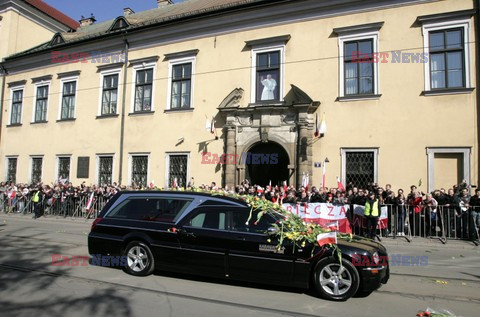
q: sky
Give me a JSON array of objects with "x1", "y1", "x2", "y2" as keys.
[{"x1": 43, "y1": 0, "x2": 186, "y2": 24}]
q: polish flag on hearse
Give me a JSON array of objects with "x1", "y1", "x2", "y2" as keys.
[{"x1": 317, "y1": 231, "x2": 337, "y2": 246}]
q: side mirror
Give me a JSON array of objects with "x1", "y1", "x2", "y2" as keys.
[{"x1": 267, "y1": 226, "x2": 278, "y2": 236}]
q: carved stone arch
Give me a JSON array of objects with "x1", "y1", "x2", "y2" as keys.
[
  {"x1": 239, "y1": 134, "x2": 294, "y2": 165},
  {"x1": 218, "y1": 88, "x2": 244, "y2": 109}
]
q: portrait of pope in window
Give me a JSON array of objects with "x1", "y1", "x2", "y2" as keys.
[
  {"x1": 260, "y1": 74, "x2": 277, "y2": 100},
  {"x1": 257, "y1": 72, "x2": 279, "y2": 102}
]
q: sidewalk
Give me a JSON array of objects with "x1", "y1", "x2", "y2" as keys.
[
  {"x1": 1, "y1": 212, "x2": 94, "y2": 225},
  {"x1": 379, "y1": 236, "x2": 479, "y2": 250}
]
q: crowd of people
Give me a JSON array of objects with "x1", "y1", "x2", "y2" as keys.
[{"x1": 1, "y1": 179, "x2": 479, "y2": 241}]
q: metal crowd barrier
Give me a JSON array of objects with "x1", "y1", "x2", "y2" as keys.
[
  {"x1": 351, "y1": 204, "x2": 480, "y2": 244},
  {"x1": 1, "y1": 192, "x2": 108, "y2": 220}
]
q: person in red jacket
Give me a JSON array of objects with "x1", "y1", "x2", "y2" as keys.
[{"x1": 408, "y1": 187, "x2": 424, "y2": 236}]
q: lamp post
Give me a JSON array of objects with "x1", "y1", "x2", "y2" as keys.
[{"x1": 322, "y1": 157, "x2": 329, "y2": 189}]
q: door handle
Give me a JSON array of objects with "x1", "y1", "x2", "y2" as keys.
[{"x1": 168, "y1": 227, "x2": 195, "y2": 238}]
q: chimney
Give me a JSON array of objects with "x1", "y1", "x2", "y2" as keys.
[
  {"x1": 157, "y1": 0, "x2": 174, "y2": 7},
  {"x1": 123, "y1": 7, "x2": 135, "y2": 16},
  {"x1": 79, "y1": 14, "x2": 96, "y2": 26}
]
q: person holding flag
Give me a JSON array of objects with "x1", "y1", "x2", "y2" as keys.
[{"x1": 85, "y1": 191, "x2": 95, "y2": 218}]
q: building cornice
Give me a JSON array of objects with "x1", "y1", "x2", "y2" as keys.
[
  {"x1": 417, "y1": 9, "x2": 477, "y2": 24},
  {"x1": 57, "y1": 70, "x2": 81, "y2": 78},
  {"x1": 245, "y1": 35, "x2": 291, "y2": 47},
  {"x1": 7, "y1": 79, "x2": 26, "y2": 88},
  {"x1": 332, "y1": 22, "x2": 384, "y2": 35},
  {"x1": 164, "y1": 49, "x2": 199, "y2": 60},
  {"x1": 0, "y1": 1, "x2": 72, "y2": 33},
  {"x1": 2, "y1": 0, "x2": 446, "y2": 73},
  {"x1": 31, "y1": 74, "x2": 53, "y2": 83}
]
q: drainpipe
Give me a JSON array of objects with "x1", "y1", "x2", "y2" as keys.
[
  {"x1": 0, "y1": 63, "x2": 6, "y2": 145},
  {"x1": 476, "y1": 0, "x2": 480, "y2": 187},
  {"x1": 118, "y1": 34, "x2": 129, "y2": 185},
  {"x1": 477, "y1": 0, "x2": 480, "y2": 187}
]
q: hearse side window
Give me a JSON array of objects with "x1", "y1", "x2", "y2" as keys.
[
  {"x1": 106, "y1": 197, "x2": 191, "y2": 222},
  {"x1": 188, "y1": 211, "x2": 226, "y2": 230},
  {"x1": 231, "y1": 209, "x2": 280, "y2": 233}
]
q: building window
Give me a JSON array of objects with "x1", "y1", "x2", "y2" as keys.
[
  {"x1": 61, "y1": 81, "x2": 76, "y2": 119},
  {"x1": 34, "y1": 86, "x2": 49, "y2": 122},
  {"x1": 98, "y1": 156, "x2": 113, "y2": 185},
  {"x1": 335, "y1": 22, "x2": 382, "y2": 99},
  {"x1": 170, "y1": 63, "x2": 192, "y2": 109},
  {"x1": 421, "y1": 17, "x2": 472, "y2": 92},
  {"x1": 255, "y1": 51, "x2": 280, "y2": 102},
  {"x1": 101, "y1": 74, "x2": 119, "y2": 115},
  {"x1": 6, "y1": 157, "x2": 17, "y2": 183},
  {"x1": 134, "y1": 69, "x2": 153, "y2": 112},
  {"x1": 31, "y1": 157, "x2": 43, "y2": 184},
  {"x1": 131, "y1": 155, "x2": 148, "y2": 187},
  {"x1": 344, "y1": 39, "x2": 374, "y2": 95},
  {"x1": 341, "y1": 149, "x2": 378, "y2": 189},
  {"x1": 58, "y1": 157, "x2": 71, "y2": 182},
  {"x1": 167, "y1": 154, "x2": 188, "y2": 188},
  {"x1": 429, "y1": 29, "x2": 464, "y2": 89},
  {"x1": 10, "y1": 90, "x2": 23, "y2": 124}
]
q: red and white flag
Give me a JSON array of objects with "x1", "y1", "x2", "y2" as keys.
[
  {"x1": 324, "y1": 221, "x2": 339, "y2": 231},
  {"x1": 172, "y1": 177, "x2": 178, "y2": 188},
  {"x1": 205, "y1": 117, "x2": 211, "y2": 131},
  {"x1": 319, "y1": 112, "x2": 327, "y2": 135},
  {"x1": 302, "y1": 173, "x2": 309, "y2": 191},
  {"x1": 86, "y1": 192, "x2": 95, "y2": 211},
  {"x1": 317, "y1": 231, "x2": 337, "y2": 246},
  {"x1": 322, "y1": 163, "x2": 327, "y2": 189},
  {"x1": 314, "y1": 113, "x2": 320, "y2": 137},
  {"x1": 210, "y1": 116, "x2": 217, "y2": 137},
  {"x1": 336, "y1": 177, "x2": 345, "y2": 191}
]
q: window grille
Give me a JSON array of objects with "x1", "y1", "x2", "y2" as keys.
[
  {"x1": 132, "y1": 156, "x2": 148, "y2": 187},
  {"x1": 31, "y1": 158, "x2": 43, "y2": 184},
  {"x1": 345, "y1": 152, "x2": 374, "y2": 189},
  {"x1": 99, "y1": 156, "x2": 113, "y2": 185},
  {"x1": 7, "y1": 158, "x2": 17, "y2": 183},
  {"x1": 169, "y1": 155, "x2": 188, "y2": 188},
  {"x1": 58, "y1": 157, "x2": 71, "y2": 182}
]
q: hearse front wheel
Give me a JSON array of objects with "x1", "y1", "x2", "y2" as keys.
[
  {"x1": 313, "y1": 256, "x2": 360, "y2": 301},
  {"x1": 123, "y1": 241, "x2": 155, "y2": 276}
]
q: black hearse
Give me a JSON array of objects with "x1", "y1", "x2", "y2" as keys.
[{"x1": 88, "y1": 191, "x2": 389, "y2": 301}]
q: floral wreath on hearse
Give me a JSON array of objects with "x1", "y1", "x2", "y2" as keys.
[{"x1": 160, "y1": 187, "x2": 361, "y2": 262}]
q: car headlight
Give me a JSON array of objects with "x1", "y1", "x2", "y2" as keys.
[{"x1": 372, "y1": 252, "x2": 380, "y2": 265}]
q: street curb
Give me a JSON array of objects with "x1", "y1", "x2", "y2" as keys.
[
  {"x1": 381, "y1": 238, "x2": 479, "y2": 250},
  {"x1": 1, "y1": 213, "x2": 93, "y2": 225}
]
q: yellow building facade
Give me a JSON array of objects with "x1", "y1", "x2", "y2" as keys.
[{"x1": 0, "y1": 0, "x2": 478, "y2": 192}]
